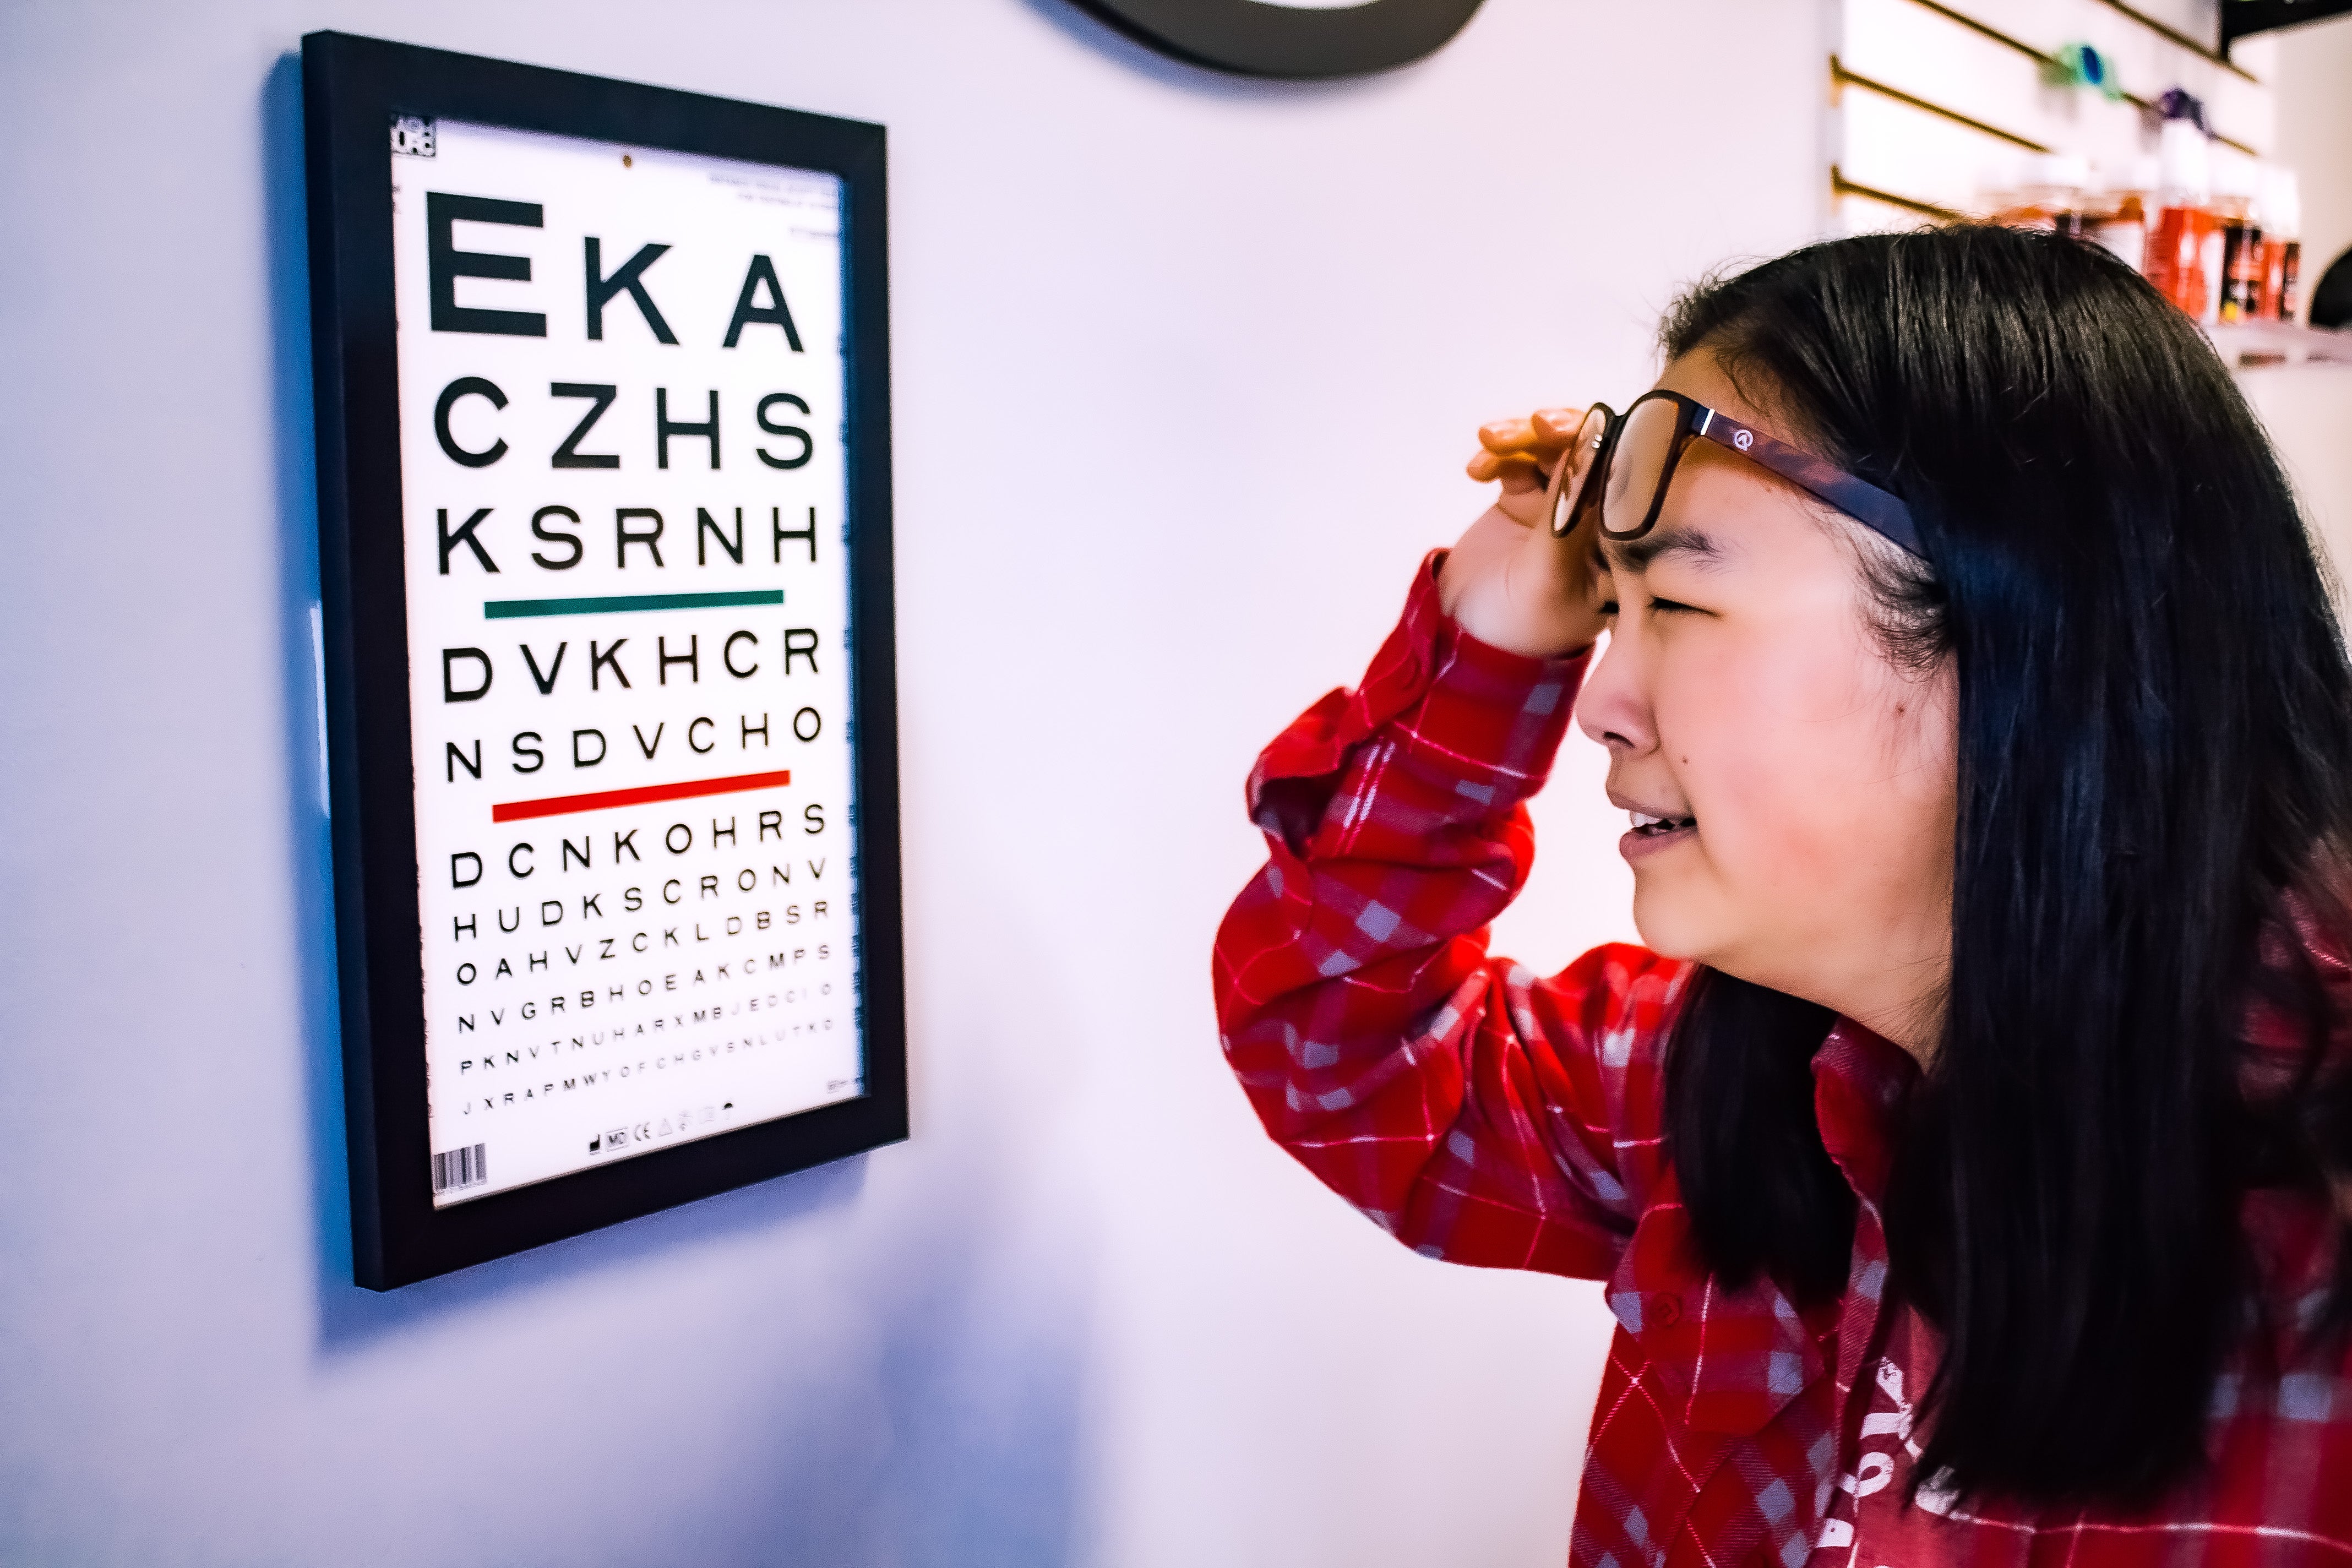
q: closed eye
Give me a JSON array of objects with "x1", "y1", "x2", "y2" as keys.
[{"x1": 1597, "y1": 596, "x2": 1703, "y2": 618}]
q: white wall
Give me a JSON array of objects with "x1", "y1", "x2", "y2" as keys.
[
  {"x1": 0, "y1": 3, "x2": 1826, "y2": 1563},
  {"x1": 2273, "y1": 12, "x2": 2352, "y2": 315},
  {"x1": 2246, "y1": 19, "x2": 2352, "y2": 591}
]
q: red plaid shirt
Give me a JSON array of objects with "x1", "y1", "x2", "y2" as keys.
[{"x1": 1213, "y1": 557, "x2": 2352, "y2": 1566}]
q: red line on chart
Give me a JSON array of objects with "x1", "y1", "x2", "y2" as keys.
[{"x1": 490, "y1": 769, "x2": 793, "y2": 823}]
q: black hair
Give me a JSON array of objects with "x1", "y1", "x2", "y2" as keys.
[{"x1": 1656, "y1": 225, "x2": 2352, "y2": 1506}]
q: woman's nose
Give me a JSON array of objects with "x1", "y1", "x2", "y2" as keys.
[{"x1": 1576, "y1": 632, "x2": 1656, "y2": 754}]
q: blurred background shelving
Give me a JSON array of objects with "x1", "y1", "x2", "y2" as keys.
[
  {"x1": 1830, "y1": 0, "x2": 2352, "y2": 588},
  {"x1": 2207, "y1": 318, "x2": 2352, "y2": 362},
  {"x1": 1832, "y1": 0, "x2": 2282, "y2": 233}
]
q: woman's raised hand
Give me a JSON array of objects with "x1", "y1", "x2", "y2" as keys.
[{"x1": 1438, "y1": 406, "x2": 1608, "y2": 658}]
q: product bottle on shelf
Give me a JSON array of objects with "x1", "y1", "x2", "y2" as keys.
[
  {"x1": 2214, "y1": 157, "x2": 2264, "y2": 324},
  {"x1": 2143, "y1": 111, "x2": 2215, "y2": 319},
  {"x1": 2092, "y1": 156, "x2": 2159, "y2": 276},
  {"x1": 2260, "y1": 167, "x2": 2302, "y2": 323}
]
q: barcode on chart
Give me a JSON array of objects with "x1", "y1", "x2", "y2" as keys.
[{"x1": 432, "y1": 1143, "x2": 488, "y2": 1194}]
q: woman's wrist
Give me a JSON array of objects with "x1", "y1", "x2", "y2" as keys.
[{"x1": 1435, "y1": 526, "x2": 1605, "y2": 660}]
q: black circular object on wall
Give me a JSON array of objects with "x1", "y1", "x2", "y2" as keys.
[
  {"x1": 1070, "y1": 0, "x2": 1488, "y2": 78},
  {"x1": 2311, "y1": 248, "x2": 2352, "y2": 332}
]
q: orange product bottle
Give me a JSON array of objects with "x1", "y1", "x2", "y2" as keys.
[{"x1": 2142, "y1": 116, "x2": 2214, "y2": 318}]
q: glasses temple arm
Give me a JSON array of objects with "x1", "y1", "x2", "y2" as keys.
[{"x1": 1696, "y1": 412, "x2": 1924, "y2": 557}]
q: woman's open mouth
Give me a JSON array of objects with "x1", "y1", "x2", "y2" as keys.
[{"x1": 1620, "y1": 810, "x2": 1696, "y2": 862}]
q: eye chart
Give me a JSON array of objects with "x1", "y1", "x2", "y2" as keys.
[{"x1": 306, "y1": 34, "x2": 903, "y2": 1287}]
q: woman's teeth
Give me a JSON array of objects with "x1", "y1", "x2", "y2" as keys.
[{"x1": 1629, "y1": 812, "x2": 1694, "y2": 835}]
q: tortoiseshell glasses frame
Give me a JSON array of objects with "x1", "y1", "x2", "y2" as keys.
[{"x1": 1545, "y1": 390, "x2": 1923, "y2": 558}]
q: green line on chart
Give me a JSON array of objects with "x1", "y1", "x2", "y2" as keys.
[{"x1": 484, "y1": 589, "x2": 784, "y2": 619}]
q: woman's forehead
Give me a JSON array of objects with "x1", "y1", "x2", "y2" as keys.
[
  {"x1": 1634, "y1": 351, "x2": 1850, "y2": 556},
  {"x1": 1653, "y1": 350, "x2": 1763, "y2": 427}
]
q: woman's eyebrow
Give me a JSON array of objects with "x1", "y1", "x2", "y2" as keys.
[{"x1": 1600, "y1": 526, "x2": 1728, "y2": 574}]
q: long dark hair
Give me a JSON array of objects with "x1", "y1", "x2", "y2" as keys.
[{"x1": 1657, "y1": 226, "x2": 2352, "y2": 1506}]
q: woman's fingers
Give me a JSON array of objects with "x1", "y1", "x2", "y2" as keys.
[
  {"x1": 1478, "y1": 416, "x2": 1538, "y2": 454},
  {"x1": 1467, "y1": 447, "x2": 1544, "y2": 483},
  {"x1": 1531, "y1": 406, "x2": 1586, "y2": 445},
  {"x1": 1471, "y1": 405, "x2": 1587, "y2": 494},
  {"x1": 1480, "y1": 407, "x2": 1587, "y2": 456}
]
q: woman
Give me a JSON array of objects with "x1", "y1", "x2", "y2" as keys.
[{"x1": 1212, "y1": 225, "x2": 2352, "y2": 1562}]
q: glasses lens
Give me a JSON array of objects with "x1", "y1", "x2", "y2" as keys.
[
  {"x1": 1602, "y1": 398, "x2": 1685, "y2": 538},
  {"x1": 1548, "y1": 406, "x2": 1613, "y2": 537}
]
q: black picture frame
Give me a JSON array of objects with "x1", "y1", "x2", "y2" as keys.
[{"x1": 302, "y1": 30, "x2": 905, "y2": 1289}]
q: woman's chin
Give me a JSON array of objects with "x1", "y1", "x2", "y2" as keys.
[
  {"x1": 1627, "y1": 893, "x2": 1713, "y2": 966},
  {"x1": 1631, "y1": 870, "x2": 1766, "y2": 973}
]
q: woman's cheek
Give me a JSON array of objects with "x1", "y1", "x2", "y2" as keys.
[{"x1": 1672, "y1": 657, "x2": 1873, "y2": 910}]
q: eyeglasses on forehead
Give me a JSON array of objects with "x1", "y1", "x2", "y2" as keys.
[{"x1": 1546, "y1": 390, "x2": 1923, "y2": 558}]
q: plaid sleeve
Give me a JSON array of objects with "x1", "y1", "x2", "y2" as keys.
[{"x1": 1212, "y1": 552, "x2": 1691, "y2": 1280}]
